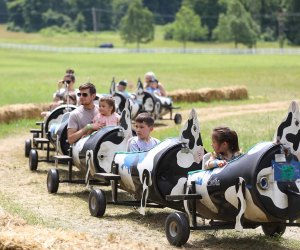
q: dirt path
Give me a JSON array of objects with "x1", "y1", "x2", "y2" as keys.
[{"x1": 0, "y1": 101, "x2": 299, "y2": 250}]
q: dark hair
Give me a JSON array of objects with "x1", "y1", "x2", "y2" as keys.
[
  {"x1": 64, "y1": 73, "x2": 75, "y2": 82},
  {"x1": 135, "y1": 112, "x2": 154, "y2": 127},
  {"x1": 212, "y1": 126, "x2": 240, "y2": 152},
  {"x1": 65, "y1": 68, "x2": 75, "y2": 75},
  {"x1": 79, "y1": 82, "x2": 96, "y2": 95},
  {"x1": 100, "y1": 96, "x2": 116, "y2": 114}
]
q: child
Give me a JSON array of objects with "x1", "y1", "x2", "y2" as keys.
[
  {"x1": 204, "y1": 126, "x2": 241, "y2": 170},
  {"x1": 92, "y1": 96, "x2": 120, "y2": 130},
  {"x1": 128, "y1": 113, "x2": 160, "y2": 152},
  {"x1": 117, "y1": 80, "x2": 130, "y2": 98},
  {"x1": 146, "y1": 78, "x2": 161, "y2": 96}
]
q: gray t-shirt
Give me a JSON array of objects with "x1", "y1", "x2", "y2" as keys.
[
  {"x1": 67, "y1": 105, "x2": 99, "y2": 131},
  {"x1": 128, "y1": 136, "x2": 160, "y2": 152}
]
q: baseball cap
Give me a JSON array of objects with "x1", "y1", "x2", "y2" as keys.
[{"x1": 117, "y1": 80, "x2": 127, "y2": 87}]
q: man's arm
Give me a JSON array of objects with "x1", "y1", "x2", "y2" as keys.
[
  {"x1": 68, "y1": 123, "x2": 104, "y2": 144},
  {"x1": 68, "y1": 127, "x2": 87, "y2": 144}
]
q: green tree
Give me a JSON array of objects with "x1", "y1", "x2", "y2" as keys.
[
  {"x1": 182, "y1": 0, "x2": 224, "y2": 40},
  {"x1": 0, "y1": 0, "x2": 8, "y2": 23},
  {"x1": 173, "y1": 5, "x2": 208, "y2": 49},
  {"x1": 213, "y1": 0, "x2": 260, "y2": 48},
  {"x1": 119, "y1": 0, "x2": 154, "y2": 50},
  {"x1": 284, "y1": 0, "x2": 300, "y2": 45},
  {"x1": 74, "y1": 13, "x2": 86, "y2": 32}
]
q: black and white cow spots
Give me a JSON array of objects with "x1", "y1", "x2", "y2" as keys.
[
  {"x1": 177, "y1": 108, "x2": 205, "y2": 168},
  {"x1": 275, "y1": 100, "x2": 300, "y2": 160}
]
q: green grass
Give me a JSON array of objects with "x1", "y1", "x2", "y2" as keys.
[
  {"x1": 0, "y1": 119, "x2": 36, "y2": 139},
  {"x1": 1, "y1": 48, "x2": 300, "y2": 106},
  {"x1": 153, "y1": 110, "x2": 287, "y2": 152}
]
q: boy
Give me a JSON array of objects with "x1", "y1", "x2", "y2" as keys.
[
  {"x1": 128, "y1": 113, "x2": 160, "y2": 152},
  {"x1": 116, "y1": 80, "x2": 130, "y2": 98}
]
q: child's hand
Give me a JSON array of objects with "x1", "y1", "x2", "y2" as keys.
[
  {"x1": 217, "y1": 160, "x2": 227, "y2": 167},
  {"x1": 92, "y1": 122, "x2": 105, "y2": 130}
]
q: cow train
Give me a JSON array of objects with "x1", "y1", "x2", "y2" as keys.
[{"x1": 24, "y1": 97, "x2": 300, "y2": 246}]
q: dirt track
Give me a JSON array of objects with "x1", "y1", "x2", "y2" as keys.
[{"x1": 0, "y1": 101, "x2": 299, "y2": 250}]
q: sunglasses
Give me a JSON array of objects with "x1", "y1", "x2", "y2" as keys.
[
  {"x1": 64, "y1": 80, "x2": 72, "y2": 84},
  {"x1": 77, "y1": 92, "x2": 89, "y2": 97}
]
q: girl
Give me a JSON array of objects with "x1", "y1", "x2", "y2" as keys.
[
  {"x1": 204, "y1": 126, "x2": 241, "y2": 170},
  {"x1": 92, "y1": 96, "x2": 120, "y2": 129}
]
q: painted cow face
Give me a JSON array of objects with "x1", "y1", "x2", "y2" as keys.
[
  {"x1": 110, "y1": 78, "x2": 116, "y2": 96},
  {"x1": 136, "y1": 79, "x2": 144, "y2": 96},
  {"x1": 177, "y1": 108, "x2": 205, "y2": 167},
  {"x1": 275, "y1": 100, "x2": 300, "y2": 159}
]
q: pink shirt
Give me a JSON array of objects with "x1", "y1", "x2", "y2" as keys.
[{"x1": 93, "y1": 112, "x2": 120, "y2": 126}]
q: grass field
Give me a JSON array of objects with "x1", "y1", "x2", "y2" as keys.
[{"x1": 1, "y1": 48, "x2": 300, "y2": 106}]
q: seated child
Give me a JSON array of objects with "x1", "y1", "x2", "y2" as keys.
[
  {"x1": 204, "y1": 126, "x2": 241, "y2": 170},
  {"x1": 146, "y1": 78, "x2": 161, "y2": 96},
  {"x1": 84, "y1": 96, "x2": 120, "y2": 137},
  {"x1": 128, "y1": 113, "x2": 160, "y2": 152},
  {"x1": 117, "y1": 80, "x2": 130, "y2": 98},
  {"x1": 93, "y1": 96, "x2": 120, "y2": 128}
]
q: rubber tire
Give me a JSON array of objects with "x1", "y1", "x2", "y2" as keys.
[
  {"x1": 47, "y1": 169, "x2": 59, "y2": 194},
  {"x1": 174, "y1": 113, "x2": 182, "y2": 125},
  {"x1": 29, "y1": 149, "x2": 38, "y2": 171},
  {"x1": 89, "y1": 189, "x2": 106, "y2": 217},
  {"x1": 25, "y1": 139, "x2": 32, "y2": 158},
  {"x1": 262, "y1": 223, "x2": 286, "y2": 237},
  {"x1": 165, "y1": 212, "x2": 190, "y2": 246}
]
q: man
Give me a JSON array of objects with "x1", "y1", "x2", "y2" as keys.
[
  {"x1": 67, "y1": 82, "x2": 101, "y2": 144},
  {"x1": 144, "y1": 71, "x2": 166, "y2": 96}
]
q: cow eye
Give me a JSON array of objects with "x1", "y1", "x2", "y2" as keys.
[{"x1": 296, "y1": 120, "x2": 299, "y2": 126}]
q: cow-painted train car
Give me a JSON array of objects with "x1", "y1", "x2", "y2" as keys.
[{"x1": 164, "y1": 100, "x2": 300, "y2": 246}]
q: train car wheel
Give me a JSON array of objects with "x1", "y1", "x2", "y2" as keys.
[
  {"x1": 47, "y1": 169, "x2": 59, "y2": 193},
  {"x1": 89, "y1": 189, "x2": 106, "y2": 217},
  {"x1": 25, "y1": 139, "x2": 32, "y2": 158},
  {"x1": 29, "y1": 149, "x2": 38, "y2": 171},
  {"x1": 262, "y1": 223, "x2": 286, "y2": 237},
  {"x1": 165, "y1": 212, "x2": 190, "y2": 246},
  {"x1": 174, "y1": 113, "x2": 182, "y2": 124}
]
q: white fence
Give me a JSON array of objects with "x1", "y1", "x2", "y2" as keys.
[{"x1": 1, "y1": 42, "x2": 300, "y2": 55}]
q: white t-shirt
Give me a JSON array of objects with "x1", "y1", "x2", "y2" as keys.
[
  {"x1": 67, "y1": 105, "x2": 99, "y2": 131},
  {"x1": 128, "y1": 136, "x2": 160, "y2": 152}
]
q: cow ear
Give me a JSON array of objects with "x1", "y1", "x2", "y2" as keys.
[
  {"x1": 110, "y1": 77, "x2": 116, "y2": 95},
  {"x1": 289, "y1": 100, "x2": 299, "y2": 114}
]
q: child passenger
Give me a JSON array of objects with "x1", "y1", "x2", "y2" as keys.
[
  {"x1": 128, "y1": 113, "x2": 160, "y2": 152},
  {"x1": 92, "y1": 96, "x2": 120, "y2": 129},
  {"x1": 204, "y1": 126, "x2": 241, "y2": 170},
  {"x1": 146, "y1": 78, "x2": 161, "y2": 96}
]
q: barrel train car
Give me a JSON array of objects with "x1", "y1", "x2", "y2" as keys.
[
  {"x1": 111, "y1": 79, "x2": 182, "y2": 124},
  {"x1": 164, "y1": 100, "x2": 300, "y2": 246},
  {"x1": 46, "y1": 99, "x2": 134, "y2": 193},
  {"x1": 87, "y1": 108, "x2": 205, "y2": 216}
]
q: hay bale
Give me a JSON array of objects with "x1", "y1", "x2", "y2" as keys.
[
  {"x1": 0, "y1": 103, "x2": 50, "y2": 124},
  {"x1": 168, "y1": 86, "x2": 248, "y2": 102}
]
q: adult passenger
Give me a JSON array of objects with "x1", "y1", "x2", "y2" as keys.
[{"x1": 67, "y1": 82, "x2": 100, "y2": 144}]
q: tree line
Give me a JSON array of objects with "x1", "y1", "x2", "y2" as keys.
[{"x1": 1, "y1": 0, "x2": 300, "y2": 48}]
